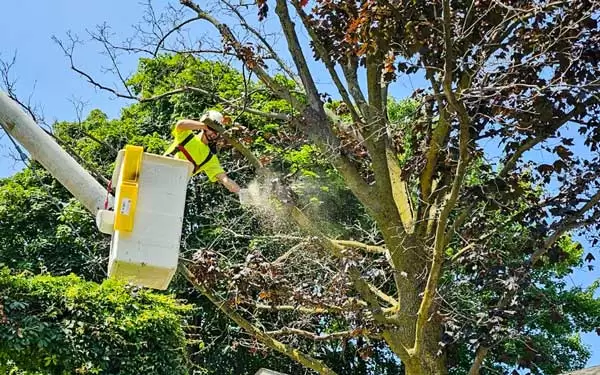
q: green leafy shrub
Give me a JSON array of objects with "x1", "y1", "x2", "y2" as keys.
[{"x1": 0, "y1": 268, "x2": 191, "y2": 375}]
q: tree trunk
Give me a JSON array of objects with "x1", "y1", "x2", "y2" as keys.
[
  {"x1": 405, "y1": 339, "x2": 447, "y2": 375},
  {"x1": 405, "y1": 361, "x2": 447, "y2": 375},
  {"x1": 404, "y1": 325, "x2": 448, "y2": 375},
  {"x1": 378, "y1": 223, "x2": 448, "y2": 375}
]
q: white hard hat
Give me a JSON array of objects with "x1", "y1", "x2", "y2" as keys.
[{"x1": 204, "y1": 110, "x2": 224, "y2": 124}]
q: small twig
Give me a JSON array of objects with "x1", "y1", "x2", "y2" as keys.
[
  {"x1": 265, "y1": 327, "x2": 380, "y2": 341},
  {"x1": 153, "y1": 16, "x2": 201, "y2": 56}
]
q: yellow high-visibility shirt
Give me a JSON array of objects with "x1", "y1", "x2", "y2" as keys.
[{"x1": 164, "y1": 128, "x2": 225, "y2": 181}]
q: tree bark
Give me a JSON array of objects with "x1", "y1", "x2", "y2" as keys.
[
  {"x1": 404, "y1": 332, "x2": 447, "y2": 375},
  {"x1": 405, "y1": 363, "x2": 447, "y2": 375}
]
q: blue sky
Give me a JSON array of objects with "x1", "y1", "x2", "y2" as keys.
[
  {"x1": 0, "y1": 1, "x2": 139, "y2": 175},
  {"x1": 1, "y1": 0, "x2": 599, "y2": 370}
]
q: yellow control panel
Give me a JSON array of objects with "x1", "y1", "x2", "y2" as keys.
[{"x1": 114, "y1": 145, "x2": 143, "y2": 232}]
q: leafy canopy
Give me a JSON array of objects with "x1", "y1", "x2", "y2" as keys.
[{"x1": 0, "y1": 268, "x2": 190, "y2": 375}]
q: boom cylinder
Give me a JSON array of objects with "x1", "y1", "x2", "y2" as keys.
[{"x1": 0, "y1": 91, "x2": 108, "y2": 215}]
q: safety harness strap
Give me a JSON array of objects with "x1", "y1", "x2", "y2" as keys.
[
  {"x1": 167, "y1": 133, "x2": 214, "y2": 174},
  {"x1": 167, "y1": 133, "x2": 195, "y2": 156}
]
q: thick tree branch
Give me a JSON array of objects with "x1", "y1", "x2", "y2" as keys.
[
  {"x1": 360, "y1": 55, "x2": 412, "y2": 238},
  {"x1": 274, "y1": 0, "x2": 321, "y2": 111},
  {"x1": 386, "y1": 146, "x2": 415, "y2": 233},
  {"x1": 532, "y1": 189, "x2": 600, "y2": 264},
  {"x1": 331, "y1": 239, "x2": 386, "y2": 254},
  {"x1": 413, "y1": 0, "x2": 473, "y2": 355},
  {"x1": 420, "y1": 85, "x2": 450, "y2": 206},
  {"x1": 367, "y1": 282, "x2": 398, "y2": 307},
  {"x1": 500, "y1": 96, "x2": 598, "y2": 178},
  {"x1": 363, "y1": 55, "x2": 388, "y2": 157},
  {"x1": 180, "y1": 265, "x2": 338, "y2": 375},
  {"x1": 220, "y1": 0, "x2": 301, "y2": 87},
  {"x1": 467, "y1": 346, "x2": 490, "y2": 375},
  {"x1": 292, "y1": 4, "x2": 362, "y2": 124},
  {"x1": 341, "y1": 57, "x2": 371, "y2": 120},
  {"x1": 254, "y1": 302, "x2": 364, "y2": 315},
  {"x1": 330, "y1": 153, "x2": 376, "y2": 207},
  {"x1": 180, "y1": 0, "x2": 305, "y2": 111},
  {"x1": 285, "y1": 117, "x2": 376, "y2": 218},
  {"x1": 202, "y1": 118, "x2": 263, "y2": 170}
]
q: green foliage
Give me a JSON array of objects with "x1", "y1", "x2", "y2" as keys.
[
  {"x1": 127, "y1": 55, "x2": 246, "y2": 130},
  {"x1": 0, "y1": 168, "x2": 107, "y2": 281},
  {"x1": 3, "y1": 51, "x2": 598, "y2": 375},
  {"x1": 443, "y1": 183, "x2": 598, "y2": 374},
  {"x1": 387, "y1": 98, "x2": 420, "y2": 168},
  {"x1": 0, "y1": 268, "x2": 190, "y2": 375}
]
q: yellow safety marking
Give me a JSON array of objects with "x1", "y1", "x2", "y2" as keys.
[{"x1": 114, "y1": 145, "x2": 143, "y2": 232}]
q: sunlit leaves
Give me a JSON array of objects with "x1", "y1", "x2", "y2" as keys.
[{"x1": 0, "y1": 269, "x2": 190, "y2": 375}]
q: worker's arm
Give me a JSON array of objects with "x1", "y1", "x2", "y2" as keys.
[
  {"x1": 215, "y1": 173, "x2": 240, "y2": 193},
  {"x1": 175, "y1": 119, "x2": 210, "y2": 132}
]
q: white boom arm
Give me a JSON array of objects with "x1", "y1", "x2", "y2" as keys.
[
  {"x1": 0, "y1": 91, "x2": 108, "y2": 215},
  {"x1": 1, "y1": 90, "x2": 198, "y2": 290}
]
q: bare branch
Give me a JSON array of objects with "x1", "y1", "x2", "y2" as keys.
[
  {"x1": 52, "y1": 37, "x2": 291, "y2": 123},
  {"x1": 1, "y1": 52, "x2": 43, "y2": 123},
  {"x1": 533, "y1": 189, "x2": 600, "y2": 264},
  {"x1": 53, "y1": 34, "x2": 138, "y2": 101},
  {"x1": 180, "y1": 0, "x2": 305, "y2": 111},
  {"x1": 265, "y1": 327, "x2": 380, "y2": 341},
  {"x1": 220, "y1": 0, "x2": 301, "y2": 86},
  {"x1": 140, "y1": 85, "x2": 290, "y2": 121},
  {"x1": 153, "y1": 16, "x2": 201, "y2": 56},
  {"x1": 180, "y1": 265, "x2": 339, "y2": 375},
  {"x1": 92, "y1": 25, "x2": 135, "y2": 98}
]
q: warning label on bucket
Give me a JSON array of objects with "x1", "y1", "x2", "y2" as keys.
[{"x1": 120, "y1": 198, "x2": 132, "y2": 215}]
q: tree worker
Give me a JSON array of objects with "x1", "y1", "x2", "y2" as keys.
[{"x1": 164, "y1": 110, "x2": 241, "y2": 194}]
